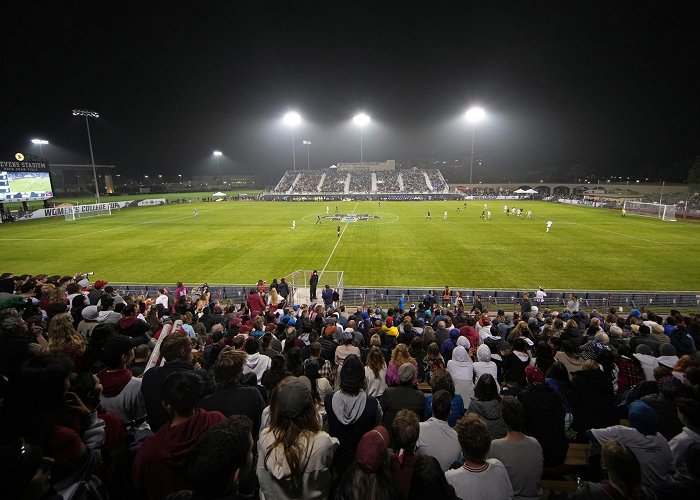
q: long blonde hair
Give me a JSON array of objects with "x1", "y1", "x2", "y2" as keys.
[
  {"x1": 390, "y1": 343, "x2": 415, "y2": 366},
  {"x1": 47, "y1": 312, "x2": 85, "y2": 354}
]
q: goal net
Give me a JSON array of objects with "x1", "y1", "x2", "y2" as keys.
[
  {"x1": 623, "y1": 201, "x2": 676, "y2": 221},
  {"x1": 64, "y1": 203, "x2": 112, "y2": 221},
  {"x1": 282, "y1": 269, "x2": 344, "y2": 307}
]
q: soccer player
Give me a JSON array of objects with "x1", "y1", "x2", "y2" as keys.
[
  {"x1": 443, "y1": 210, "x2": 448, "y2": 220},
  {"x1": 480, "y1": 210, "x2": 485, "y2": 219},
  {"x1": 326, "y1": 205, "x2": 329, "y2": 214},
  {"x1": 291, "y1": 219, "x2": 296, "y2": 230},
  {"x1": 527, "y1": 210, "x2": 532, "y2": 219},
  {"x1": 511, "y1": 207, "x2": 517, "y2": 216},
  {"x1": 621, "y1": 208, "x2": 626, "y2": 217},
  {"x1": 487, "y1": 210, "x2": 492, "y2": 220},
  {"x1": 316, "y1": 214, "x2": 322, "y2": 224},
  {"x1": 518, "y1": 208, "x2": 523, "y2": 217},
  {"x1": 484, "y1": 203, "x2": 488, "y2": 210},
  {"x1": 504, "y1": 205, "x2": 509, "y2": 213},
  {"x1": 426, "y1": 210, "x2": 431, "y2": 221},
  {"x1": 546, "y1": 220, "x2": 552, "y2": 232},
  {"x1": 193, "y1": 208, "x2": 198, "y2": 217},
  {"x1": 337, "y1": 224, "x2": 341, "y2": 237}
]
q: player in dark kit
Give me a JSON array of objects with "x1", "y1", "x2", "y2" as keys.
[{"x1": 337, "y1": 224, "x2": 341, "y2": 237}]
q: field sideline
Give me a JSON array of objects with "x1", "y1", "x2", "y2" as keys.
[{"x1": 1, "y1": 200, "x2": 698, "y2": 291}]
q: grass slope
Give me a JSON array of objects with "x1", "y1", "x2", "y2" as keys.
[{"x1": 1, "y1": 201, "x2": 698, "y2": 291}]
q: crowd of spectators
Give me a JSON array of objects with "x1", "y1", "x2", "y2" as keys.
[
  {"x1": 319, "y1": 170, "x2": 348, "y2": 193},
  {"x1": 347, "y1": 171, "x2": 372, "y2": 193},
  {"x1": 1, "y1": 271, "x2": 700, "y2": 499},
  {"x1": 375, "y1": 170, "x2": 401, "y2": 192},
  {"x1": 398, "y1": 169, "x2": 428, "y2": 192},
  {"x1": 423, "y1": 169, "x2": 449, "y2": 192},
  {"x1": 274, "y1": 171, "x2": 298, "y2": 193},
  {"x1": 288, "y1": 170, "x2": 324, "y2": 193}
]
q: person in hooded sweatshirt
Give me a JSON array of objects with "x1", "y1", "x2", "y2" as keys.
[
  {"x1": 502, "y1": 338, "x2": 531, "y2": 389},
  {"x1": 243, "y1": 336, "x2": 272, "y2": 384},
  {"x1": 325, "y1": 354, "x2": 383, "y2": 473},
  {"x1": 657, "y1": 343, "x2": 679, "y2": 371},
  {"x1": 133, "y1": 371, "x2": 226, "y2": 500},
  {"x1": 473, "y1": 344, "x2": 500, "y2": 390},
  {"x1": 447, "y1": 344, "x2": 475, "y2": 403},
  {"x1": 258, "y1": 376, "x2": 338, "y2": 500},
  {"x1": 633, "y1": 344, "x2": 659, "y2": 381},
  {"x1": 116, "y1": 303, "x2": 150, "y2": 346},
  {"x1": 96, "y1": 335, "x2": 147, "y2": 423},
  {"x1": 440, "y1": 328, "x2": 462, "y2": 362}
]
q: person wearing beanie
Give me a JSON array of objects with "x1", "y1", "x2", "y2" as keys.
[
  {"x1": 588, "y1": 400, "x2": 673, "y2": 491},
  {"x1": 629, "y1": 324, "x2": 661, "y2": 356},
  {"x1": 335, "y1": 426, "x2": 399, "y2": 499},
  {"x1": 257, "y1": 376, "x2": 338, "y2": 500},
  {"x1": 380, "y1": 363, "x2": 425, "y2": 430},
  {"x1": 657, "y1": 343, "x2": 679, "y2": 369},
  {"x1": 325, "y1": 354, "x2": 383, "y2": 474}
]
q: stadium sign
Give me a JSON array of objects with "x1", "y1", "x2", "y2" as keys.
[
  {"x1": 12, "y1": 199, "x2": 167, "y2": 221},
  {"x1": 323, "y1": 213, "x2": 381, "y2": 222}
]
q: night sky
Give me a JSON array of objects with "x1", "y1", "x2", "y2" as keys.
[{"x1": 3, "y1": 1, "x2": 700, "y2": 184}]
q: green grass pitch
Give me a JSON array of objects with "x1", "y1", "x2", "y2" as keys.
[{"x1": 0, "y1": 200, "x2": 698, "y2": 291}]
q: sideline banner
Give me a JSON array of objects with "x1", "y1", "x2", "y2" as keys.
[{"x1": 14, "y1": 199, "x2": 167, "y2": 221}]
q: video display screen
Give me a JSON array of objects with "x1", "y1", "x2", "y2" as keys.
[{"x1": 0, "y1": 161, "x2": 54, "y2": 202}]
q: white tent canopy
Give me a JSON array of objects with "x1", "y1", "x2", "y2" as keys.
[
  {"x1": 524, "y1": 188, "x2": 538, "y2": 194},
  {"x1": 212, "y1": 191, "x2": 226, "y2": 197},
  {"x1": 514, "y1": 188, "x2": 527, "y2": 194}
]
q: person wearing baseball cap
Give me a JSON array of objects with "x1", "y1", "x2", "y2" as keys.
[{"x1": 257, "y1": 376, "x2": 338, "y2": 499}]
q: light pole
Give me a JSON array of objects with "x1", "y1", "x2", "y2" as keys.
[
  {"x1": 283, "y1": 112, "x2": 301, "y2": 171},
  {"x1": 31, "y1": 138, "x2": 49, "y2": 159},
  {"x1": 353, "y1": 113, "x2": 370, "y2": 164},
  {"x1": 213, "y1": 151, "x2": 223, "y2": 179},
  {"x1": 659, "y1": 181, "x2": 665, "y2": 205},
  {"x1": 465, "y1": 106, "x2": 485, "y2": 184},
  {"x1": 72, "y1": 109, "x2": 101, "y2": 203},
  {"x1": 302, "y1": 140, "x2": 311, "y2": 170}
]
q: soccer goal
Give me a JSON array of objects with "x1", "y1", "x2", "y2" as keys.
[
  {"x1": 623, "y1": 201, "x2": 676, "y2": 221},
  {"x1": 64, "y1": 203, "x2": 112, "y2": 221}
]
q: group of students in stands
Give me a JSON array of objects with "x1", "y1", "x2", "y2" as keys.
[{"x1": 1, "y1": 271, "x2": 699, "y2": 499}]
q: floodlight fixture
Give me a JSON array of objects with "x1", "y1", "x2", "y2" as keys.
[
  {"x1": 31, "y1": 139, "x2": 49, "y2": 145},
  {"x1": 353, "y1": 113, "x2": 370, "y2": 127},
  {"x1": 72, "y1": 108, "x2": 101, "y2": 202}
]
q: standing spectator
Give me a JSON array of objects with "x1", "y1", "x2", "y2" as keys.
[
  {"x1": 97, "y1": 335, "x2": 147, "y2": 423},
  {"x1": 467, "y1": 373, "x2": 506, "y2": 439},
  {"x1": 257, "y1": 377, "x2": 338, "y2": 499},
  {"x1": 322, "y1": 285, "x2": 334, "y2": 309},
  {"x1": 246, "y1": 289, "x2": 265, "y2": 316},
  {"x1": 141, "y1": 333, "x2": 214, "y2": 432},
  {"x1": 325, "y1": 354, "x2": 383, "y2": 473},
  {"x1": 535, "y1": 287, "x2": 547, "y2": 303},
  {"x1": 381, "y1": 363, "x2": 425, "y2": 429},
  {"x1": 198, "y1": 347, "x2": 266, "y2": 437},
  {"x1": 365, "y1": 346, "x2": 388, "y2": 398},
  {"x1": 416, "y1": 390, "x2": 462, "y2": 471},
  {"x1": 155, "y1": 288, "x2": 169, "y2": 310},
  {"x1": 487, "y1": 396, "x2": 543, "y2": 500},
  {"x1": 278, "y1": 277, "x2": 290, "y2": 302},
  {"x1": 520, "y1": 293, "x2": 532, "y2": 315},
  {"x1": 309, "y1": 270, "x2": 319, "y2": 301},
  {"x1": 445, "y1": 413, "x2": 513, "y2": 499},
  {"x1": 133, "y1": 372, "x2": 227, "y2": 500},
  {"x1": 174, "y1": 282, "x2": 187, "y2": 302},
  {"x1": 88, "y1": 279, "x2": 108, "y2": 305}
]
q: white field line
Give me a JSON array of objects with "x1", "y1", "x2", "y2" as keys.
[
  {"x1": 556, "y1": 220, "x2": 661, "y2": 244},
  {"x1": 318, "y1": 202, "x2": 358, "y2": 281}
]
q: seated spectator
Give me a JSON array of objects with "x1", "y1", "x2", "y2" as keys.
[
  {"x1": 518, "y1": 365, "x2": 569, "y2": 467},
  {"x1": 325, "y1": 354, "x2": 383, "y2": 473},
  {"x1": 487, "y1": 396, "x2": 543, "y2": 500},
  {"x1": 129, "y1": 344, "x2": 151, "y2": 377},
  {"x1": 302, "y1": 357, "x2": 333, "y2": 407},
  {"x1": 198, "y1": 347, "x2": 266, "y2": 437},
  {"x1": 634, "y1": 344, "x2": 660, "y2": 381},
  {"x1": 571, "y1": 360, "x2": 618, "y2": 440},
  {"x1": 0, "y1": 439, "x2": 57, "y2": 500},
  {"x1": 572, "y1": 440, "x2": 646, "y2": 499},
  {"x1": 117, "y1": 304, "x2": 150, "y2": 345},
  {"x1": 629, "y1": 324, "x2": 660, "y2": 356},
  {"x1": 468, "y1": 373, "x2": 506, "y2": 439},
  {"x1": 447, "y1": 344, "x2": 475, "y2": 404},
  {"x1": 0, "y1": 311, "x2": 46, "y2": 380},
  {"x1": 334, "y1": 425, "x2": 399, "y2": 500},
  {"x1": 502, "y1": 338, "x2": 531, "y2": 389},
  {"x1": 381, "y1": 363, "x2": 425, "y2": 429},
  {"x1": 389, "y1": 409, "x2": 420, "y2": 497},
  {"x1": 445, "y1": 413, "x2": 513, "y2": 499},
  {"x1": 669, "y1": 398, "x2": 700, "y2": 486},
  {"x1": 473, "y1": 344, "x2": 499, "y2": 390},
  {"x1": 641, "y1": 378, "x2": 687, "y2": 440},
  {"x1": 365, "y1": 346, "x2": 388, "y2": 398},
  {"x1": 242, "y1": 336, "x2": 272, "y2": 384},
  {"x1": 423, "y1": 369, "x2": 466, "y2": 426},
  {"x1": 416, "y1": 390, "x2": 462, "y2": 471},
  {"x1": 97, "y1": 335, "x2": 147, "y2": 423},
  {"x1": 407, "y1": 455, "x2": 459, "y2": 500},
  {"x1": 257, "y1": 376, "x2": 338, "y2": 499},
  {"x1": 386, "y1": 343, "x2": 418, "y2": 387},
  {"x1": 133, "y1": 372, "x2": 227, "y2": 499},
  {"x1": 589, "y1": 400, "x2": 673, "y2": 491},
  {"x1": 554, "y1": 340, "x2": 583, "y2": 379},
  {"x1": 422, "y1": 342, "x2": 446, "y2": 382},
  {"x1": 657, "y1": 343, "x2": 679, "y2": 370},
  {"x1": 141, "y1": 332, "x2": 214, "y2": 432},
  {"x1": 616, "y1": 344, "x2": 646, "y2": 402}
]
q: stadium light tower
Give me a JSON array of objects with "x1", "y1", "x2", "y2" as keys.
[
  {"x1": 302, "y1": 140, "x2": 311, "y2": 170},
  {"x1": 283, "y1": 111, "x2": 302, "y2": 171},
  {"x1": 465, "y1": 106, "x2": 485, "y2": 184},
  {"x1": 352, "y1": 113, "x2": 370, "y2": 164},
  {"x1": 213, "y1": 150, "x2": 223, "y2": 178},
  {"x1": 31, "y1": 138, "x2": 49, "y2": 159},
  {"x1": 72, "y1": 109, "x2": 101, "y2": 203}
]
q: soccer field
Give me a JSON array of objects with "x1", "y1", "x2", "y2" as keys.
[{"x1": 1, "y1": 200, "x2": 699, "y2": 291}]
